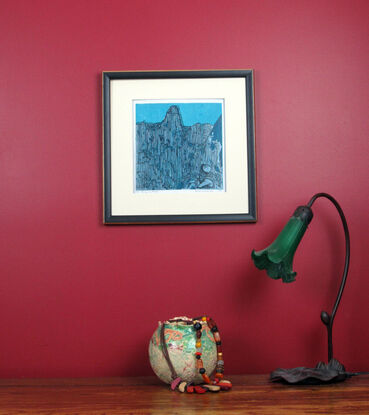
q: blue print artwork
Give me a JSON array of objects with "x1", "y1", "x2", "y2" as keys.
[{"x1": 134, "y1": 101, "x2": 224, "y2": 192}]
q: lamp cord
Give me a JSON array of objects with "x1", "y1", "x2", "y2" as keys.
[{"x1": 307, "y1": 193, "x2": 350, "y2": 362}]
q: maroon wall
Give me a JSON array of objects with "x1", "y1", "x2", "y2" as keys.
[{"x1": 1, "y1": 0, "x2": 368, "y2": 377}]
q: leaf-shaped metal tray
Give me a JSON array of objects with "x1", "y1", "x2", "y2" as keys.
[{"x1": 270, "y1": 359, "x2": 353, "y2": 385}]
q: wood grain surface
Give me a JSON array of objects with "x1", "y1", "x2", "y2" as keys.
[{"x1": 0, "y1": 374, "x2": 368, "y2": 414}]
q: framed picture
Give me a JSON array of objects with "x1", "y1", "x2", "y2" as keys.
[{"x1": 103, "y1": 70, "x2": 256, "y2": 224}]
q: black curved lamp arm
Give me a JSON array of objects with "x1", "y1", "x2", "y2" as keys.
[{"x1": 307, "y1": 193, "x2": 350, "y2": 362}]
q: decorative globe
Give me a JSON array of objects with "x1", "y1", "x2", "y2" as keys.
[{"x1": 149, "y1": 316, "x2": 217, "y2": 384}]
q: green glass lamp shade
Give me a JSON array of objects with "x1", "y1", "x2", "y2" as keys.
[{"x1": 252, "y1": 206, "x2": 313, "y2": 283}]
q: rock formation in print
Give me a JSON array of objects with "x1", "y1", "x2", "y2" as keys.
[{"x1": 135, "y1": 105, "x2": 223, "y2": 191}]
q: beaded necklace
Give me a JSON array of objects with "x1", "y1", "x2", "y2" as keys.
[{"x1": 160, "y1": 316, "x2": 232, "y2": 394}]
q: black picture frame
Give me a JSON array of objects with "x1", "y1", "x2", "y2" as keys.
[{"x1": 103, "y1": 70, "x2": 257, "y2": 224}]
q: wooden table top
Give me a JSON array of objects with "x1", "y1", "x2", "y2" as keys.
[{"x1": 0, "y1": 374, "x2": 368, "y2": 414}]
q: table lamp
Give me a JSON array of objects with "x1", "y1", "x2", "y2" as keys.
[{"x1": 251, "y1": 192, "x2": 352, "y2": 384}]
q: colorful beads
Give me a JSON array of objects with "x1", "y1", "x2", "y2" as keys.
[
  {"x1": 192, "y1": 316, "x2": 231, "y2": 392},
  {"x1": 196, "y1": 360, "x2": 203, "y2": 369},
  {"x1": 216, "y1": 358, "x2": 224, "y2": 375},
  {"x1": 202, "y1": 374, "x2": 211, "y2": 384},
  {"x1": 218, "y1": 380, "x2": 232, "y2": 390},
  {"x1": 194, "y1": 385, "x2": 207, "y2": 394},
  {"x1": 193, "y1": 322, "x2": 202, "y2": 331},
  {"x1": 171, "y1": 377, "x2": 182, "y2": 390},
  {"x1": 168, "y1": 315, "x2": 231, "y2": 394},
  {"x1": 202, "y1": 384, "x2": 220, "y2": 392},
  {"x1": 178, "y1": 381, "x2": 187, "y2": 393}
]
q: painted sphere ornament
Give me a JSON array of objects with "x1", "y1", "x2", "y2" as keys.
[{"x1": 149, "y1": 316, "x2": 217, "y2": 385}]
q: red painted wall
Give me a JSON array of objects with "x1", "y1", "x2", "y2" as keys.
[{"x1": 1, "y1": 0, "x2": 368, "y2": 378}]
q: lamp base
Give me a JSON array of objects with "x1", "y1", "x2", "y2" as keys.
[{"x1": 270, "y1": 358, "x2": 353, "y2": 385}]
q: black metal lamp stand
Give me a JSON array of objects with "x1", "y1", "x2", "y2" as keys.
[{"x1": 252, "y1": 193, "x2": 353, "y2": 384}]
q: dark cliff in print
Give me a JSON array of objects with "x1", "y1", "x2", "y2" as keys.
[{"x1": 135, "y1": 105, "x2": 223, "y2": 191}]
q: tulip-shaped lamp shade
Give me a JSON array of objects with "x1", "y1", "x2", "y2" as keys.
[
  {"x1": 252, "y1": 206, "x2": 313, "y2": 283},
  {"x1": 251, "y1": 193, "x2": 351, "y2": 384}
]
